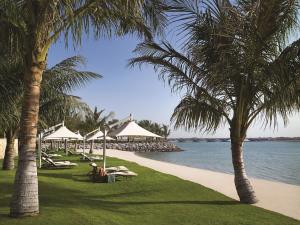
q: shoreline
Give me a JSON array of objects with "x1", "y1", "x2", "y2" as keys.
[
  {"x1": 104, "y1": 149, "x2": 300, "y2": 221},
  {"x1": 134, "y1": 152, "x2": 299, "y2": 187}
]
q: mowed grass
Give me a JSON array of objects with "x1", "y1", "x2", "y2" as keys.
[{"x1": 0, "y1": 155, "x2": 299, "y2": 225}]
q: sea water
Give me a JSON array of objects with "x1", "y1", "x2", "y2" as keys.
[{"x1": 136, "y1": 141, "x2": 300, "y2": 186}]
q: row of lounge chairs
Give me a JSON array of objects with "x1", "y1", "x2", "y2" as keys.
[{"x1": 41, "y1": 149, "x2": 138, "y2": 182}]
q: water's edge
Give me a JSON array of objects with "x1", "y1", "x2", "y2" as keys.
[{"x1": 136, "y1": 141, "x2": 300, "y2": 186}]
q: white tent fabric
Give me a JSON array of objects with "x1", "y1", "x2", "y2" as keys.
[
  {"x1": 96, "y1": 136, "x2": 115, "y2": 140},
  {"x1": 109, "y1": 121, "x2": 162, "y2": 138},
  {"x1": 75, "y1": 131, "x2": 84, "y2": 140},
  {"x1": 44, "y1": 126, "x2": 79, "y2": 140},
  {"x1": 86, "y1": 130, "x2": 104, "y2": 141}
]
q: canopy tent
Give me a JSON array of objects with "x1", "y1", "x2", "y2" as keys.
[
  {"x1": 75, "y1": 131, "x2": 84, "y2": 140},
  {"x1": 109, "y1": 121, "x2": 162, "y2": 138},
  {"x1": 44, "y1": 126, "x2": 79, "y2": 140},
  {"x1": 43, "y1": 125, "x2": 80, "y2": 155},
  {"x1": 86, "y1": 130, "x2": 104, "y2": 141},
  {"x1": 96, "y1": 136, "x2": 115, "y2": 140}
]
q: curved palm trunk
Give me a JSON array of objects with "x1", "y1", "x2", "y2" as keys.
[
  {"x1": 10, "y1": 62, "x2": 44, "y2": 217},
  {"x1": 2, "y1": 130, "x2": 17, "y2": 170},
  {"x1": 230, "y1": 136, "x2": 258, "y2": 204}
]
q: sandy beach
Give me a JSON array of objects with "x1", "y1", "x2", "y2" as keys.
[{"x1": 104, "y1": 149, "x2": 300, "y2": 221}]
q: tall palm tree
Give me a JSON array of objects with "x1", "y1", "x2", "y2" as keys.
[
  {"x1": 0, "y1": 56, "x2": 100, "y2": 170},
  {"x1": 161, "y1": 124, "x2": 170, "y2": 139},
  {"x1": 130, "y1": 0, "x2": 300, "y2": 204},
  {"x1": 0, "y1": 0, "x2": 168, "y2": 216}
]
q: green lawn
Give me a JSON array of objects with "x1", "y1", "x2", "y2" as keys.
[{"x1": 0, "y1": 155, "x2": 299, "y2": 225}]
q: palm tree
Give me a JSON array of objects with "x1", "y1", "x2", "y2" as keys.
[
  {"x1": 0, "y1": 56, "x2": 100, "y2": 170},
  {"x1": 161, "y1": 125, "x2": 170, "y2": 139},
  {"x1": 0, "y1": 0, "x2": 168, "y2": 216},
  {"x1": 130, "y1": 0, "x2": 300, "y2": 204},
  {"x1": 80, "y1": 106, "x2": 115, "y2": 153},
  {"x1": 0, "y1": 59, "x2": 23, "y2": 170}
]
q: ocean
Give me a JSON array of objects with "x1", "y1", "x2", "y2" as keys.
[{"x1": 136, "y1": 141, "x2": 300, "y2": 186}]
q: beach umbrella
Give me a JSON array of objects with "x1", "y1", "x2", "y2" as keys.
[
  {"x1": 86, "y1": 130, "x2": 104, "y2": 141},
  {"x1": 43, "y1": 125, "x2": 80, "y2": 155},
  {"x1": 109, "y1": 120, "x2": 162, "y2": 138}
]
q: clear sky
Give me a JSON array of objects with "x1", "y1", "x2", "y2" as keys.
[{"x1": 47, "y1": 32, "x2": 300, "y2": 138}]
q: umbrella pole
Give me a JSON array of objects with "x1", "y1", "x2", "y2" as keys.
[
  {"x1": 103, "y1": 129, "x2": 106, "y2": 170},
  {"x1": 65, "y1": 139, "x2": 68, "y2": 155},
  {"x1": 83, "y1": 138, "x2": 85, "y2": 159}
]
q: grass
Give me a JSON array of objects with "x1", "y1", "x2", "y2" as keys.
[{"x1": 0, "y1": 155, "x2": 299, "y2": 225}]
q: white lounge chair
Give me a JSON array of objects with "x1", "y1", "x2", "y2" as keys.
[
  {"x1": 80, "y1": 153, "x2": 102, "y2": 162},
  {"x1": 41, "y1": 151, "x2": 62, "y2": 159},
  {"x1": 42, "y1": 157, "x2": 77, "y2": 169},
  {"x1": 105, "y1": 166, "x2": 129, "y2": 172}
]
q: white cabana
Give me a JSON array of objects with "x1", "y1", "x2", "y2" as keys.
[{"x1": 109, "y1": 121, "x2": 162, "y2": 138}]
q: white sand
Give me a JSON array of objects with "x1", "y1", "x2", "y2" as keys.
[{"x1": 104, "y1": 149, "x2": 300, "y2": 221}]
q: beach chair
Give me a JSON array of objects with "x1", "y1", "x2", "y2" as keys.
[
  {"x1": 80, "y1": 152, "x2": 102, "y2": 162},
  {"x1": 88, "y1": 163, "x2": 115, "y2": 183},
  {"x1": 41, "y1": 151, "x2": 62, "y2": 159},
  {"x1": 42, "y1": 157, "x2": 77, "y2": 169},
  {"x1": 67, "y1": 149, "x2": 80, "y2": 155},
  {"x1": 105, "y1": 166, "x2": 137, "y2": 179},
  {"x1": 107, "y1": 171, "x2": 138, "y2": 178},
  {"x1": 105, "y1": 166, "x2": 129, "y2": 172}
]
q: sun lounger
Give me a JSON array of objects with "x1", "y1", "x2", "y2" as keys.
[
  {"x1": 67, "y1": 149, "x2": 80, "y2": 155},
  {"x1": 41, "y1": 151, "x2": 62, "y2": 159},
  {"x1": 107, "y1": 171, "x2": 138, "y2": 177},
  {"x1": 105, "y1": 166, "x2": 129, "y2": 172},
  {"x1": 80, "y1": 153, "x2": 102, "y2": 162},
  {"x1": 42, "y1": 157, "x2": 77, "y2": 169}
]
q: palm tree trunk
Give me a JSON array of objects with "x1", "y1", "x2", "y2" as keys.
[
  {"x1": 2, "y1": 130, "x2": 17, "y2": 170},
  {"x1": 10, "y1": 61, "x2": 45, "y2": 217},
  {"x1": 230, "y1": 136, "x2": 258, "y2": 204}
]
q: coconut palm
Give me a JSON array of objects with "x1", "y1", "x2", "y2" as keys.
[
  {"x1": 161, "y1": 124, "x2": 170, "y2": 139},
  {"x1": 0, "y1": 56, "x2": 100, "y2": 170},
  {"x1": 0, "y1": 0, "x2": 168, "y2": 216},
  {"x1": 130, "y1": 0, "x2": 300, "y2": 204}
]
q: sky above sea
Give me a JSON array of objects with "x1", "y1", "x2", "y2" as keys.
[{"x1": 47, "y1": 27, "x2": 300, "y2": 138}]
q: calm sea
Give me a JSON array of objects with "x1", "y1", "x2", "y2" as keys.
[{"x1": 136, "y1": 141, "x2": 300, "y2": 186}]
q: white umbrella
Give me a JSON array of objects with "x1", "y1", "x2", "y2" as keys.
[
  {"x1": 86, "y1": 130, "x2": 104, "y2": 141},
  {"x1": 75, "y1": 131, "x2": 84, "y2": 140},
  {"x1": 43, "y1": 125, "x2": 79, "y2": 155},
  {"x1": 44, "y1": 126, "x2": 79, "y2": 140},
  {"x1": 109, "y1": 121, "x2": 162, "y2": 138},
  {"x1": 96, "y1": 136, "x2": 115, "y2": 140}
]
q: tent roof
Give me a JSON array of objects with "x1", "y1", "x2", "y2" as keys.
[
  {"x1": 86, "y1": 130, "x2": 104, "y2": 141},
  {"x1": 96, "y1": 136, "x2": 115, "y2": 140},
  {"x1": 75, "y1": 131, "x2": 84, "y2": 140},
  {"x1": 44, "y1": 126, "x2": 79, "y2": 140},
  {"x1": 109, "y1": 121, "x2": 162, "y2": 138}
]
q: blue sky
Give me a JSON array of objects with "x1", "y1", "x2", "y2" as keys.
[{"x1": 47, "y1": 33, "x2": 300, "y2": 138}]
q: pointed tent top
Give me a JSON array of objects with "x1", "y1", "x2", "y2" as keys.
[
  {"x1": 44, "y1": 126, "x2": 79, "y2": 140},
  {"x1": 86, "y1": 130, "x2": 104, "y2": 141},
  {"x1": 75, "y1": 131, "x2": 84, "y2": 140},
  {"x1": 109, "y1": 120, "x2": 162, "y2": 138}
]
